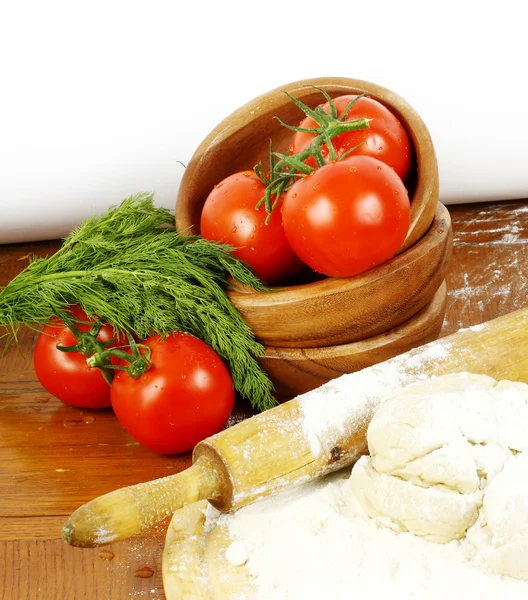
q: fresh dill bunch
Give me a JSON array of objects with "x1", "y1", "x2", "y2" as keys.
[{"x1": 0, "y1": 193, "x2": 277, "y2": 411}]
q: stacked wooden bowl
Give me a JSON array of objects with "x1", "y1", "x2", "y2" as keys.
[{"x1": 176, "y1": 77, "x2": 452, "y2": 401}]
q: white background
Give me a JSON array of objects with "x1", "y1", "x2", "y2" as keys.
[{"x1": 1, "y1": 1, "x2": 527, "y2": 244}]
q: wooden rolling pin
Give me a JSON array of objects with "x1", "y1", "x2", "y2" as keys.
[{"x1": 62, "y1": 306, "x2": 528, "y2": 548}]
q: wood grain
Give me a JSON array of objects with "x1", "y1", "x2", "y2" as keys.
[
  {"x1": 1, "y1": 536, "x2": 166, "y2": 600},
  {"x1": 1, "y1": 200, "x2": 528, "y2": 598},
  {"x1": 260, "y1": 280, "x2": 447, "y2": 398}
]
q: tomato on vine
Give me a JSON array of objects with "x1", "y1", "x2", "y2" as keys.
[
  {"x1": 281, "y1": 156, "x2": 411, "y2": 278},
  {"x1": 33, "y1": 306, "x2": 125, "y2": 409},
  {"x1": 110, "y1": 332, "x2": 235, "y2": 455},
  {"x1": 203, "y1": 88, "x2": 413, "y2": 285},
  {"x1": 200, "y1": 170, "x2": 305, "y2": 285},
  {"x1": 291, "y1": 94, "x2": 411, "y2": 181}
]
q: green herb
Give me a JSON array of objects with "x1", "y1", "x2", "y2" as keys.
[{"x1": 0, "y1": 193, "x2": 277, "y2": 411}]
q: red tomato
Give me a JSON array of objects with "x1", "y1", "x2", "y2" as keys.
[
  {"x1": 110, "y1": 333, "x2": 234, "y2": 455},
  {"x1": 281, "y1": 156, "x2": 411, "y2": 278},
  {"x1": 200, "y1": 170, "x2": 305, "y2": 285},
  {"x1": 292, "y1": 95, "x2": 412, "y2": 181},
  {"x1": 34, "y1": 306, "x2": 122, "y2": 409}
]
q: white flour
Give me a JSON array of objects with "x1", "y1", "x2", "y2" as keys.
[{"x1": 207, "y1": 474, "x2": 527, "y2": 600}]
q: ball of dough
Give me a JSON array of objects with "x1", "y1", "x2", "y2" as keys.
[
  {"x1": 348, "y1": 373, "x2": 528, "y2": 549},
  {"x1": 225, "y1": 540, "x2": 249, "y2": 567},
  {"x1": 350, "y1": 455, "x2": 482, "y2": 542}
]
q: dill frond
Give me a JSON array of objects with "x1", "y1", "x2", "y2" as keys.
[{"x1": 0, "y1": 193, "x2": 277, "y2": 410}]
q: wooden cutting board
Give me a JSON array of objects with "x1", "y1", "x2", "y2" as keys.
[{"x1": 162, "y1": 500, "x2": 256, "y2": 599}]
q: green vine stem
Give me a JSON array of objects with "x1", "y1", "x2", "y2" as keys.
[
  {"x1": 86, "y1": 332, "x2": 152, "y2": 379},
  {"x1": 56, "y1": 312, "x2": 118, "y2": 385},
  {"x1": 255, "y1": 89, "x2": 370, "y2": 222}
]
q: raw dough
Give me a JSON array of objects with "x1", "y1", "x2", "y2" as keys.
[{"x1": 348, "y1": 372, "x2": 528, "y2": 580}]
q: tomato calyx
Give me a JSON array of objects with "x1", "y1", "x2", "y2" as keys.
[
  {"x1": 55, "y1": 312, "x2": 117, "y2": 385},
  {"x1": 255, "y1": 88, "x2": 371, "y2": 222},
  {"x1": 278, "y1": 90, "x2": 370, "y2": 165},
  {"x1": 56, "y1": 311, "x2": 153, "y2": 382},
  {"x1": 86, "y1": 332, "x2": 152, "y2": 379}
]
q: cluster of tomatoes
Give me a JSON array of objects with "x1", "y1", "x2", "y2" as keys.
[
  {"x1": 32, "y1": 94, "x2": 414, "y2": 457},
  {"x1": 34, "y1": 306, "x2": 234, "y2": 454},
  {"x1": 200, "y1": 94, "x2": 413, "y2": 285}
]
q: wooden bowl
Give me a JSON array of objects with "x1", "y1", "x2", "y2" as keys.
[
  {"x1": 261, "y1": 280, "x2": 448, "y2": 401},
  {"x1": 176, "y1": 77, "x2": 444, "y2": 348},
  {"x1": 176, "y1": 76, "x2": 439, "y2": 252}
]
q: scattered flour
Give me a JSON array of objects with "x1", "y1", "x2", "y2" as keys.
[
  {"x1": 208, "y1": 475, "x2": 527, "y2": 600},
  {"x1": 225, "y1": 539, "x2": 249, "y2": 567}
]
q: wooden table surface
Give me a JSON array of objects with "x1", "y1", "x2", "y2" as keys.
[{"x1": 1, "y1": 199, "x2": 528, "y2": 599}]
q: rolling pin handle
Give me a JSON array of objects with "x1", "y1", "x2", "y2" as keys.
[{"x1": 61, "y1": 454, "x2": 221, "y2": 548}]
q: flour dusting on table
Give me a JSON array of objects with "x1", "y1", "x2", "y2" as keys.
[{"x1": 445, "y1": 201, "x2": 528, "y2": 331}]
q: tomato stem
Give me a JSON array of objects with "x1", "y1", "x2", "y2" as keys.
[
  {"x1": 86, "y1": 335, "x2": 152, "y2": 380},
  {"x1": 56, "y1": 310, "x2": 117, "y2": 385},
  {"x1": 57, "y1": 311, "x2": 154, "y2": 382},
  {"x1": 255, "y1": 89, "x2": 371, "y2": 218}
]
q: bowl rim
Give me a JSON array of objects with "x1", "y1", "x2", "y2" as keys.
[
  {"x1": 229, "y1": 202, "x2": 450, "y2": 305},
  {"x1": 262, "y1": 280, "x2": 447, "y2": 359}
]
